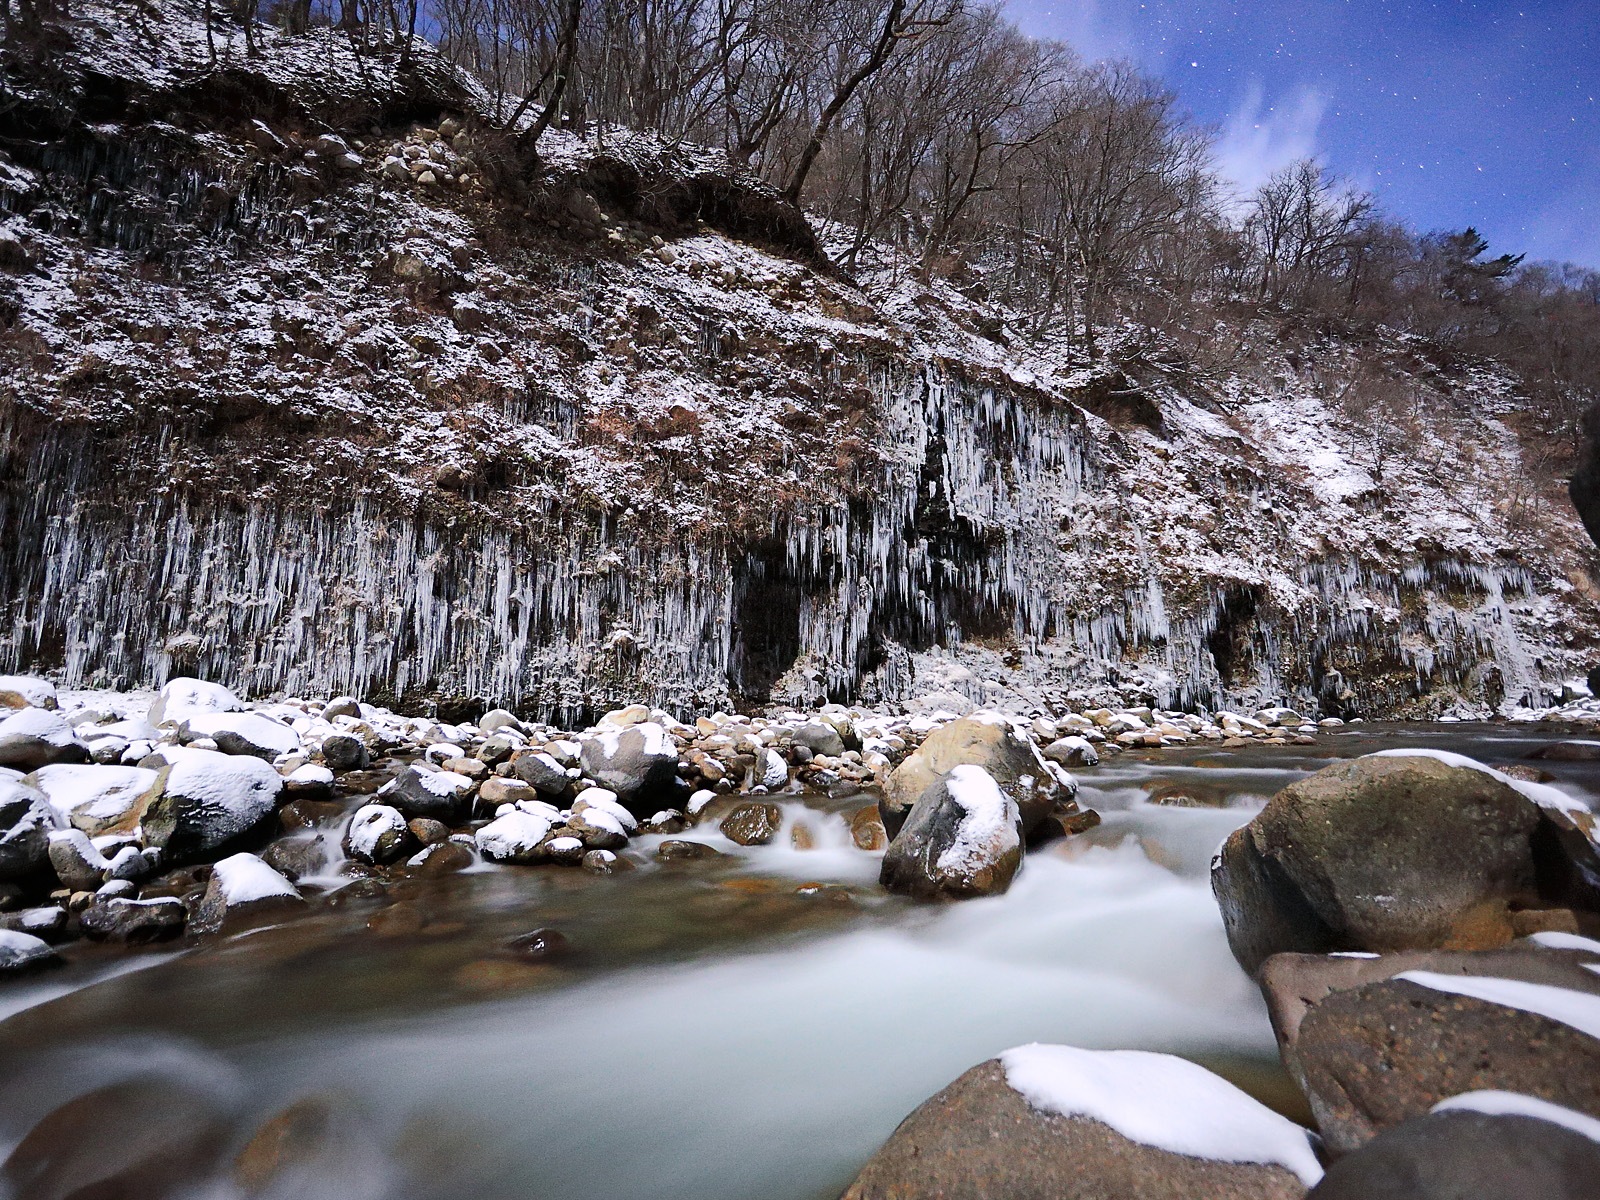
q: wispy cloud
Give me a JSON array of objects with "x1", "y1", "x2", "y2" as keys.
[
  {"x1": 1214, "y1": 81, "x2": 1330, "y2": 198},
  {"x1": 1010, "y1": 0, "x2": 1137, "y2": 62}
]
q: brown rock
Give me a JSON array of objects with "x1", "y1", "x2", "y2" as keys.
[
  {"x1": 233, "y1": 1096, "x2": 339, "y2": 1195},
  {"x1": 881, "y1": 716, "x2": 1069, "y2": 838},
  {"x1": 656, "y1": 839, "x2": 724, "y2": 861},
  {"x1": 720, "y1": 801, "x2": 783, "y2": 846},
  {"x1": 842, "y1": 1060, "x2": 1307, "y2": 1200},
  {"x1": 407, "y1": 817, "x2": 451, "y2": 846},
  {"x1": 849, "y1": 804, "x2": 888, "y2": 851}
]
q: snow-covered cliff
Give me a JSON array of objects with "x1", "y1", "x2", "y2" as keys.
[{"x1": 2, "y1": 1, "x2": 1595, "y2": 720}]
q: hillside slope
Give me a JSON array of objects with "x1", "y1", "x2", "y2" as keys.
[{"x1": 2, "y1": 1, "x2": 1597, "y2": 721}]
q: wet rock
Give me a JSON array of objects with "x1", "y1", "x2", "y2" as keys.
[
  {"x1": 511, "y1": 749, "x2": 570, "y2": 795},
  {"x1": 503, "y1": 927, "x2": 570, "y2": 959},
  {"x1": 0, "y1": 905, "x2": 67, "y2": 941},
  {"x1": 143, "y1": 746, "x2": 284, "y2": 861},
  {"x1": 78, "y1": 895, "x2": 187, "y2": 942},
  {"x1": 0, "y1": 707, "x2": 87, "y2": 771},
  {"x1": 1, "y1": 1079, "x2": 229, "y2": 1200},
  {"x1": 282, "y1": 762, "x2": 335, "y2": 799},
  {"x1": 1530, "y1": 741, "x2": 1600, "y2": 762},
  {"x1": 640, "y1": 809, "x2": 687, "y2": 835},
  {"x1": 366, "y1": 900, "x2": 427, "y2": 937},
  {"x1": 1260, "y1": 947, "x2": 1600, "y2": 1154},
  {"x1": 279, "y1": 796, "x2": 345, "y2": 830},
  {"x1": 850, "y1": 804, "x2": 888, "y2": 851},
  {"x1": 582, "y1": 848, "x2": 633, "y2": 874},
  {"x1": 379, "y1": 763, "x2": 474, "y2": 821},
  {"x1": 882, "y1": 714, "x2": 1068, "y2": 839},
  {"x1": 842, "y1": 1052, "x2": 1314, "y2": 1200},
  {"x1": 577, "y1": 722, "x2": 679, "y2": 810},
  {"x1": 656, "y1": 839, "x2": 724, "y2": 861},
  {"x1": 792, "y1": 721, "x2": 845, "y2": 757},
  {"x1": 0, "y1": 928, "x2": 58, "y2": 974},
  {"x1": 542, "y1": 834, "x2": 586, "y2": 864},
  {"x1": 0, "y1": 778, "x2": 58, "y2": 880},
  {"x1": 343, "y1": 803, "x2": 412, "y2": 865},
  {"x1": 1043, "y1": 735, "x2": 1100, "y2": 768},
  {"x1": 1306, "y1": 1101, "x2": 1600, "y2": 1199},
  {"x1": 880, "y1": 765, "x2": 1023, "y2": 900},
  {"x1": 261, "y1": 835, "x2": 328, "y2": 881},
  {"x1": 405, "y1": 840, "x2": 474, "y2": 875},
  {"x1": 191, "y1": 851, "x2": 303, "y2": 934},
  {"x1": 478, "y1": 776, "x2": 542, "y2": 809},
  {"x1": 320, "y1": 732, "x2": 368, "y2": 771},
  {"x1": 1212, "y1": 752, "x2": 1572, "y2": 973},
  {"x1": 720, "y1": 801, "x2": 783, "y2": 846},
  {"x1": 232, "y1": 1095, "x2": 347, "y2": 1197},
  {"x1": 0, "y1": 675, "x2": 56, "y2": 709},
  {"x1": 407, "y1": 817, "x2": 451, "y2": 846},
  {"x1": 1029, "y1": 804, "x2": 1102, "y2": 845},
  {"x1": 329, "y1": 767, "x2": 391, "y2": 795},
  {"x1": 474, "y1": 809, "x2": 553, "y2": 864}
]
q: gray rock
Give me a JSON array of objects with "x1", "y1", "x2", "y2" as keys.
[
  {"x1": 1043, "y1": 735, "x2": 1100, "y2": 768},
  {"x1": 1307, "y1": 1105, "x2": 1600, "y2": 1198},
  {"x1": 78, "y1": 896, "x2": 187, "y2": 943},
  {"x1": 0, "y1": 708, "x2": 87, "y2": 771},
  {"x1": 478, "y1": 708, "x2": 522, "y2": 734},
  {"x1": 577, "y1": 723, "x2": 679, "y2": 811},
  {"x1": 320, "y1": 696, "x2": 361, "y2": 721},
  {"x1": 512, "y1": 750, "x2": 570, "y2": 795},
  {"x1": 143, "y1": 747, "x2": 283, "y2": 861},
  {"x1": 477, "y1": 734, "x2": 517, "y2": 766},
  {"x1": 880, "y1": 765, "x2": 1023, "y2": 900},
  {"x1": 321, "y1": 732, "x2": 368, "y2": 771},
  {"x1": 378, "y1": 763, "x2": 474, "y2": 821},
  {"x1": 0, "y1": 779, "x2": 59, "y2": 880},
  {"x1": 0, "y1": 928, "x2": 58, "y2": 974},
  {"x1": 791, "y1": 721, "x2": 845, "y2": 757},
  {"x1": 882, "y1": 715, "x2": 1069, "y2": 839}
]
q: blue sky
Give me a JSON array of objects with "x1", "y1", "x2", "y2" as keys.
[{"x1": 1006, "y1": 1, "x2": 1599, "y2": 269}]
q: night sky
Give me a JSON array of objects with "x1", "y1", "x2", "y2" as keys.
[{"x1": 1007, "y1": 1, "x2": 1599, "y2": 269}]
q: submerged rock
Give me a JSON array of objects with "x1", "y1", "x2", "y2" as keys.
[
  {"x1": 880, "y1": 765, "x2": 1022, "y2": 900},
  {"x1": 843, "y1": 1047, "x2": 1317, "y2": 1199}
]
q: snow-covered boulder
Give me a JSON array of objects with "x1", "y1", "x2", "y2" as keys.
[
  {"x1": 0, "y1": 779, "x2": 59, "y2": 881},
  {"x1": 511, "y1": 749, "x2": 570, "y2": 795},
  {"x1": 570, "y1": 786, "x2": 638, "y2": 832},
  {"x1": 1043, "y1": 735, "x2": 1099, "y2": 768},
  {"x1": 0, "y1": 928, "x2": 58, "y2": 975},
  {"x1": 78, "y1": 895, "x2": 187, "y2": 943},
  {"x1": 142, "y1": 745, "x2": 283, "y2": 859},
  {"x1": 25, "y1": 763, "x2": 165, "y2": 836},
  {"x1": 283, "y1": 762, "x2": 335, "y2": 799},
  {"x1": 147, "y1": 677, "x2": 245, "y2": 727},
  {"x1": 343, "y1": 803, "x2": 411, "y2": 864},
  {"x1": 792, "y1": 721, "x2": 846, "y2": 757},
  {"x1": 320, "y1": 731, "x2": 368, "y2": 771},
  {"x1": 182, "y1": 711, "x2": 299, "y2": 760},
  {"x1": 0, "y1": 675, "x2": 56, "y2": 710},
  {"x1": 379, "y1": 764, "x2": 475, "y2": 820},
  {"x1": 577, "y1": 722, "x2": 680, "y2": 811},
  {"x1": 566, "y1": 805, "x2": 630, "y2": 851},
  {"x1": 46, "y1": 828, "x2": 112, "y2": 890},
  {"x1": 0, "y1": 707, "x2": 87, "y2": 771},
  {"x1": 880, "y1": 764, "x2": 1023, "y2": 900},
  {"x1": 191, "y1": 852, "x2": 303, "y2": 934},
  {"x1": 475, "y1": 809, "x2": 553, "y2": 864},
  {"x1": 841, "y1": 1045, "x2": 1318, "y2": 1199}
]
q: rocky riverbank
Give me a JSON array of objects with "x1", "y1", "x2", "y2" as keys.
[{"x1": 843, "y1": 731, "x2": 1600, "y2": 1198}]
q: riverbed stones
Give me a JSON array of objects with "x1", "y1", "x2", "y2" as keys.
[
  {"x1": 577, "y1": 721, "x2": 680, "y2": 810},
  {"x1": 1212, "y1": 752, "x2": 1580, "y2": 973},
  {"x1": 142, "y1": 746, "x2": 283, "y2": 860},
  {"x1": 78, "y1": 895, "x2": 187, "y2": 942},
  {"x1": 1307, "y1": 1102, "x2": 1600, "y2": 1198},
  {"x1": 720, "y1": 801, "x2": 782, "y2": 846},
  {"x1": 0, "y1": 707, "x2": 87, "y2": 771},
  {"x1": 1259, "y1": 947, "x2": 1600, "y2": 1154},
  {"x1": 0, "y1": 928, "x2": 58, "y2": 974},
  {"x1": 842, "y1": 1053, "x2": 1313, "y2": 1200},
  {"x1": 0, "y1": 779, "x2": 58, "y2": 880},
  {"x1": 881, "y1": 714, "x2": 1068, "y2": 839},
  {"x1": 190, "y1": 851, "x2": 303, "y2": 934},
  {"x1": 379, "y1": 763, "x2": 475, "y2": 821},
  {"x1": 880, "y1": 765, "x2": 1023, "y2": 900}
]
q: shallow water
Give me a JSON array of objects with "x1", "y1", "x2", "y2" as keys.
[{"x1": 2, "y1": 721, "x2": 1595, "y2": 1199}]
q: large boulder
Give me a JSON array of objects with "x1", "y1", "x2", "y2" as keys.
[
  {"x1": 0, "y1": 675, "x2": 57, "y2": 710},
  {"x1": 142, "y1": 746, "x2": 283, "y2": 860},
  {"x1": 25, "y1": 763, "x2": 165, "y2": 837},
  {"x1": 0, "y1": 707, "x2": 87, "y2": 771},
  {"x1": 880, "y1": 765, "x2": 1023, "y2": 900},
  {"x1": 190, "y1": 852, "x2": 303, "y2": 934},
  {"x1": 882, "y1": 714, "x2": 1070, "y2": 839},
  {"x1": 182, "y1": 711, "x2": 299, "y2": 760},
  {"x1": 1307, "y1": 1094, "x2": 1600, "y2": 1199},
  {"x1": 1259, "y1": 947, "x2": 1600, "y2": 1155},
  {"x1": 343, "y1": 803, "x2": 411, "y2": 865},
  {"x1": 842, "y1": 1046, "x2": 1318, "y2": 1199},
  {"x1": 1212, "y1": 751, "x2": 1597, "y2": 973},
  {"x1": 146, "y1": 677, "x2": 244, "y2": 727},
  {"x1": 0, "y1": 779, "x2": 59, "y2": 880},
  {"x1": 577, "y1": 722, "x2": 680, "y2": 811},
  {"x1": 474, "y1": 809, "x2": 554, "y2": 864}
]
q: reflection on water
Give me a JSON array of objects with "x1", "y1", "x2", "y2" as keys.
[{"x1": 2, "y1": 722, "x2": 1596, "y2": 1199}]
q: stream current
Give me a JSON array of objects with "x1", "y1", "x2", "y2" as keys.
[{"x1": 2, "y1": 722, "x2": 1595, "y2": 1199}]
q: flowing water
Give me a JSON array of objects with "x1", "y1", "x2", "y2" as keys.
[{"x1": 2, "y1": 722, "x2": 1596, "y2": 1199}]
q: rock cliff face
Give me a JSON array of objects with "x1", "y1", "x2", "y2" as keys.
[{"x1": 3, "y1": 2, "x2": 1597, "y2": 720}]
